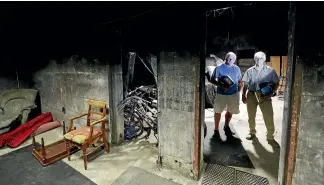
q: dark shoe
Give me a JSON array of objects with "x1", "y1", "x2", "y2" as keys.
[
  {"x1": 224, "y1": 126, "x2": 235, "y2": 136},
  {"x1": 267, "y1": 139, "x2": 280, "y2": 148},
  {"x1": 246, "y1": 133, "x2": 256, "y2": 140},
  {"x1": 212, "y1": 130, "x2": 221, "y2": 140}
]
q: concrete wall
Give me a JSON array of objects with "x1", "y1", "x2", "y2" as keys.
[
  {"x1": 293, "y1": 62, "x2": 324, "y2": 185},
  {"x1": 158, "y1": 51, "x2": 199, "y2": 178},
  {"x1": 0, "y1": 71, "x2": 30, "y2": 94},
  {"x1": 33, "y1": 56, "x2": 111, "y2": 141},
  {"x1": 0, "y1": 77, "x2": 20, "y2": 93}
]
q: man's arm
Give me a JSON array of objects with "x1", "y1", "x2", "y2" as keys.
[
  {"x1": 210, "y1": 77, "x2": 221, "y2": 86},
  {"x1": 242, "y1": 81, "x2": 248, "y2": 92},
  {"x1": 272, "y1": 82, "x2": 280, "y2": 94},
  {"x1": 271, "y1": 69, "x2": 280, "y2": 95},
  {"x1": 210, "y1": 67, "x2": 221, "y2": 86},
  {"x1": 237, "y1": 67, "x2": 243, "y2": 92},
  {"x1": 241, "y1": 70, "x2": 249, "y2": 95},
  {"x1": 241, "y1": 71, "x2": 249, "y2": 103}
]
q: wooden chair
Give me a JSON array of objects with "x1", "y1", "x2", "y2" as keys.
[{"x1": 64, "y1": 99, "x2": 109, "y2": 170}]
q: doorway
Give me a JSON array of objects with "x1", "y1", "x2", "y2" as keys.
[{"x1": 201, "y1": 2, "x2": 292, "y2": 184}]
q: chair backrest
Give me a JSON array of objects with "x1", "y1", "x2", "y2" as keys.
[{"x1": 86, "y1": 99, "x2": 107, "y2": 127}]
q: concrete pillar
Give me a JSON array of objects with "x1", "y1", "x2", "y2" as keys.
[
  {"x1": 157, "y1": 51, "x2": 202, "y2": 179},
  {"x1": 278, "y1": 2, "x2": 296, "y2": 184},
  {"x1": 291, "y1": 59, "x2": 324, "y2": 185},
  {"x1": 148, "y1": 54, "x2": 157, "y2": 85},
  {"x1": 109, "y1": 63, "x2": 124, "y2": 145}
]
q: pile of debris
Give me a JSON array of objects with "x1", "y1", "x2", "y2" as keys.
[{"x1": 118, "y1": 85, "x2": 158, "y2": 143}]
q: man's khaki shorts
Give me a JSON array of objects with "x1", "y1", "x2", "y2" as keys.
[{"x1": 213, "y1": 91, "x2": 240, "y2": 114}]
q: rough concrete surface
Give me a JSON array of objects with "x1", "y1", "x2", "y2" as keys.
[
  {"x1": 157, "y1": 51, "x2": 199, "y2": 178},
  {"x1": 109, "y1": 62, "x2": 124, "y2": 144},
  {"x1": 0, "y1": 77, "x2": 30, "y2": 94},
  {"x1": 32, "y1": 56, "x2": 112, "y2": 141},
  {"x1": 33, "y1": 57, "x2": 109, "y2": 122},
  {"x1": 111, "y1": 166, "x2": 181, "y2": 185},
  {"x1": 292, "y1": 64, "x2": 324, "y2": 185}
]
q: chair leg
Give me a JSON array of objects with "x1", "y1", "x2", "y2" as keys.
[
  {"x1": 102, "y1": 133, "x2": 109, "y2": 153},
  {"x1": 66, "y1": 140, "x2": 71, "y2": 161},
  {"x1": 32, "y1": 135, "x2": 36, "y2": 151},
  {"x1": 82, "y1": 146, "x2": 87, "y2": 170}
]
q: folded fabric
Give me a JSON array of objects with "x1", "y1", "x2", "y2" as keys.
[{"x1": 0, "y1": 112, "x2": 53, "y2": 148}]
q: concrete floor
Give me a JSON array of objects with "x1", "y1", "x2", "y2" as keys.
[
  {"x1": 0, "y1": 97, "x2": 284, "y2": 185},
  {"x1": 0, "y1": 127, "x2": 197, "y2": 185},
  {"x1": 204, "y1": 96, "x2": 284, "y2": 185}
]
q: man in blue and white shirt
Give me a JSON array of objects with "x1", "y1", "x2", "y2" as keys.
[
  {"x1": 242, "y1": 51, "x2": 280, "y2": 144},
  {"x1": 210, "y1": 52, "x2": 242, "y2": 141}
]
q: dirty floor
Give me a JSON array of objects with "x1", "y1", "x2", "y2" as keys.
[
  {"x1": 204, "y1": 97, "x2": 284, "y2": 185},
  {"x1": 0, "y1": 128, "x2": 198, "y2": 185},
  {"x1": 0, "y1": 98, "x2": 283, "y2": 185}
]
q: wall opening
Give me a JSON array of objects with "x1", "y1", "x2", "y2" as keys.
[{"x1": 201, "y1": 2, "x2": 293, "y2": 184}]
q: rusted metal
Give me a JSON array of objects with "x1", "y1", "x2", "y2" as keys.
[
  {"x1": 193, "y1": 57, "x2": 201, "y2": 180},
  {"x1": 279, "y1": 2, "x2": 296, "y2": 185},
  {"x1": 285, "y1": 59, "x2": 302, "y2": 185}
]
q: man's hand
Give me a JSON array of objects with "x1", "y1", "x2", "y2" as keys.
[
  {"x1": 242, "y1": 93, "x2": 247, "y2": 104},
  {"x1": 220, "y1": 87, "x2": 229, "y2": 92},
  {"x1": 261, "y1": 92, "x2": 275, "y2": 100},
  {"x1": 242, "y1": 82, "x2": 247, "y2": 104},
  {"x1": 238, "y1": 80, "x2": 243, "y2": 92},
  {"x1": 261, "y1": 95, "x2": 272, "y2": 100}
]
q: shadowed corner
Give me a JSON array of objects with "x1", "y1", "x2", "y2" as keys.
[{"x1": 203, "y1": 121, "x2": 255, "y2": 169}]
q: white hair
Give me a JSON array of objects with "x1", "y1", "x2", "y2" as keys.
[
  {"x1": 254, "y1": 51, "x2": 266, "y2": 63},
  {"x1": 225, "y1": 52, "x2": 237, "y2": 62}
]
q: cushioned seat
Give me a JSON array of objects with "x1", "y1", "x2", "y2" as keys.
[
  {"x1": 65, "y1": 99, "x2": 109, "y2": 170},
  {"x1": 64, "y1": 126, "x2": 102, "y2": 144}
]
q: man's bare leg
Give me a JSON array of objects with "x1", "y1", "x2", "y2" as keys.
[
  {"x1": 214, "y1": 112, "x2": 221, "y2": 130},
  {"x1": 213, "y1": 112, "x2": 221, "y2": 139},
  {"x1": 224, "y1": 111, "x2": 235, "y2": 136},
  {"x1": 224, "y1": 111, "x2": 232, "y2": 127}
]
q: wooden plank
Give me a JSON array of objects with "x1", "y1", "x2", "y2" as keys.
[
  {"x1": 87, "y1": 99, "x2": 106, "y2": 108},
  {"x1": 270, "y1": 56, "x2": 281, "y2": 76},
  {"x1": 90, "y1": 111, "x2": 104, "y2": 116},
  {"x1": 282, "y1": 56, "x2": 288, "y2": 77}
]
